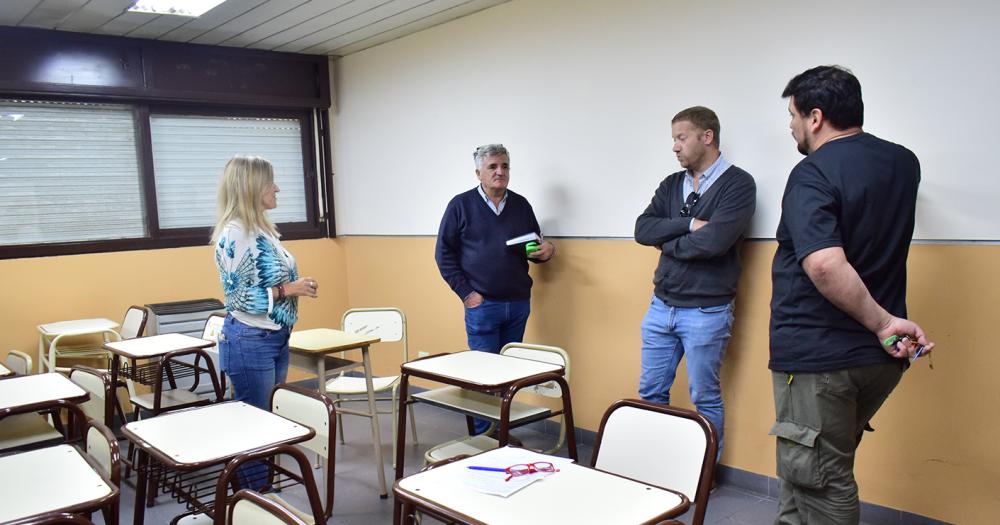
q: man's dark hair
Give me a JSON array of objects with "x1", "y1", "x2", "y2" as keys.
[
  {"x1": 782, "y1": 65, "x2": 864, "y2": 129},
  {"x1": 672, "y1": 106, "x2": 720, "y2": 147}
]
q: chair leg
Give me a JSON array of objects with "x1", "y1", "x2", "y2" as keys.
[
  {"x1": 408, "y1": 398, "x2": 419, "y2": 444},
  {"x1": 391, "y1": 388, "x2": 398, "y2": 469},
  {"x1": 124, "y1": 406, "x2": 141, "y2": 478},
  {"x1": 336, "y1": 394, "x2": 345, "y2": 444}
]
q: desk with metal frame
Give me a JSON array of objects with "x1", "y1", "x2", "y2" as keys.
[
  {"x1": 0, "y1": 373, "x2": 90, "y2": 451},
  {"x1": 394, "y1": 352, "x2": 578, "y2": 481},
  {"x1": 0, "y1": 372, "x2": 90, "y2": 413},
  {"x1": 37, "y1": 318, "x2": 120, "y2": 374},
  {"x1": 288, "y1": 328, "x2": 387, "y2": 497},
  {"x1": 0, "y1": 444, "x2": 119, "y2": 524},
  {"x1": 103, "y1": 333, "x2": 217, "y2": 429},
  {"x1": 122, "y1": 401, "x2": 314, "y2": 525},
  {"x1": 393, "y1": 447, "x2": 689, "y2": 525}
]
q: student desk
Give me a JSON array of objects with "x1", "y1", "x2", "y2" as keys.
[
  {"x1": 37, "y1": 317, "x2": 120, "y2": 373},
  {"x1": 288, "y1": 328, "x2": 388, "y2": 497},
  {"x1": 395, "y1": 351, "x2": 577, "y2": 481},
  {"x1": 0, "y1": 372, "x2": 89, "y2": 451},
  {"x1": 393, "y1": 447, "x2": 689, "y2": 525},
  {"x1": 0, "y1": 444, "x2": 119, "y2": 523},
  {"x1": 122, "y1": 401, "x2": 313, "y2": 525},
  {"x1": 0, "y1": 372, "x2": 90, "y2": 413},
  {"x1": 103, "y1": 333, "x2": 216, "y2": 428}
]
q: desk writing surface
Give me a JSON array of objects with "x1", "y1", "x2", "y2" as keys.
[
  {"x1": 403, "y1": 351, "x2": 563, "y2": 386},
  {"x1": 0, "y1": 444, "x2": 114, "y2": 522},
  {"x1": 0, "y1": 372, "x2": 88, "y2": 410},
  {"x1": 38, "y1": 318, "x2": 118, "y2": 336},
  {"x1": 0, "y1": 362, "x2": 11, "y2": 376},
  {"x1": 396, "y1": 448, "x2": 685, "y2": 524},
  {"x1": 104, "y1": 333, "x2": 213, "y2": 358},
  {"x1": 289, "y1": 328, "x2": 380, "y2": 353},
  {"x1": 123, "y1": 401, "x2": 311, "y2": 466}
]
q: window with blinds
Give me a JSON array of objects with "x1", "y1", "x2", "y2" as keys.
[
  {"x1": 0, "y1": 100, "x2": 145, "y2": 246},
  {"x1": 150, "y1": 114, "x2": 308, "y2": 230}
]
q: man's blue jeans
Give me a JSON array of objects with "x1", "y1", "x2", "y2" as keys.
[
  {"x1": 639, "y1": 295, "x2": 733, "y2": 457},
  {"x1": 218, "y1": 315, "x2": 290, "y2": 489},
  {"x1": 464, "y1": 298, "x2": 531, "y2": 434}
]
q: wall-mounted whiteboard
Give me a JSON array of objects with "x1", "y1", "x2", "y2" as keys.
[{"x1": 331, "y1": 0, "x2": 999, "y2": 240}]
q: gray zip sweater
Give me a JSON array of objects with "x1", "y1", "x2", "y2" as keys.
[{"x1": 634, "y1": 165, "x2": 756, "y2": 307}]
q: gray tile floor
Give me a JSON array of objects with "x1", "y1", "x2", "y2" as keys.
[{"x1": 101, "y1": 400, "x2": 787, "y2": 525}]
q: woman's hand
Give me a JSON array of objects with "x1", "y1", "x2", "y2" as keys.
[{"x1": 287, "y1": 277, "x2": 319, "y2": 298}]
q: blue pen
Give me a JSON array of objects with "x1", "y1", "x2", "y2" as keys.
[{"x1": 467, "y1": 466, "x2": 506, "y2": 473}]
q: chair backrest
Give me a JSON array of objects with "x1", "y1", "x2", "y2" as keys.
[
  {"x1": 68, "y1": 366, "x2": 111, "y2": 422},
  {"x1": 202, "y1": 312, "x2": 227, "y2": 342},
  {"x1": 83, "y1": 418, "x2": 121, "y2": 487},
  {"x1": 270, "y1": 384, "x2": 336, "y2": 518},
  {"x1": 120, "y1": 305, "x2": 148, "y2": 340},
  {"x1": 228, "y1": 490, "x2": 309, "y2": 525},
  {"x1": 591, "y1": 399, "x2": 717, "y2": 525},
  {"x1": 342, "y1": 308, "x2": 407, "y2": 361},
  {"x1": 5, "y1": 350, "x2": 32, "y2": 375},
  {"x1": 215, "y1": 445, "x2": 325, "y2": 525},
  {"x1": 499, "y1": 343, "x2": 569, "y2": 397}
]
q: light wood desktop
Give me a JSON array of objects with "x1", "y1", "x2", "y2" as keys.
[{"x1": 288, "y1": 327, "x2": 387, "y2": 497}]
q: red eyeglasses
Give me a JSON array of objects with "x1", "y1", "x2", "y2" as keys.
[{"x1": 504, "y1": 462, "x2": 558, "y2": 481}]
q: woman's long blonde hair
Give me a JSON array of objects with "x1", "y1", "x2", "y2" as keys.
[{"x1": 210, "y1": 155, "x2": 280, "y2": 244}]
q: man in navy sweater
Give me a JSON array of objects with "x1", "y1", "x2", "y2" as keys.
[
  {"x1": 435, "y1": 143, "x2": 555, "y2": 434},
  {"x1": 635, "y1": 106, "x2": 756, "y2": 462}
]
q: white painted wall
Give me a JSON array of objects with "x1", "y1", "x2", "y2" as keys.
[{"x1": 331, "y1": 0, "x2": 999, "y2": 240}]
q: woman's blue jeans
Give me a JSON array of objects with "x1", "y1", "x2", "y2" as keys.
[{"x1": 218, "y1": 315, "x2": 290, "y2": 489}]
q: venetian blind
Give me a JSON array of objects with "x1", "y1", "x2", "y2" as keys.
[
  {"x1": 0, "y1": 100, "x2": 145, "y2": 246},
  {"x1": 150, "y1": 115, "x2": 307, "y2": 229}
]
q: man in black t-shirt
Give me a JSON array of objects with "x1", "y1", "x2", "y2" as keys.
[{"x1": 769, "y1": 66, "x2": 935, "y2": 524}]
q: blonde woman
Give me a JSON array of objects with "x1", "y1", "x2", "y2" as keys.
[{"x1": 212, "y1": 155, "x2": 318, "y2": 411}]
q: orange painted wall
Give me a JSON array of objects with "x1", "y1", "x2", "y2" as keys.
[
  {"x1": 340, "y1": 236, "x2": 998, "y2": 524},
  {"x1": 0, "y1": 239, "x2": 349, "y2": 377}
]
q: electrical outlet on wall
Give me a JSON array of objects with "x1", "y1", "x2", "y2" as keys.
[{"x1": 417, "y1": 351, "x2": 429, "y2": 358}]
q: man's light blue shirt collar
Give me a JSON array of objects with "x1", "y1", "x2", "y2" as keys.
[
  {"x1": 477, "y1": 184, "x2": 508, "y2": 215},
  {"x1": 683, "y1": 153, "x2": 730, "y2": 200}
]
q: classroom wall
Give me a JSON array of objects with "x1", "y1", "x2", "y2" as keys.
[
  {"x1": 0, "y1": 239, "x2": 350, "y2": 375},
  {"x1": 342, "y1": 236, "x2": 999, "y2": 524},
  {"x1": 330, "y1": 0, "x2": 1000, "y2": 240}
]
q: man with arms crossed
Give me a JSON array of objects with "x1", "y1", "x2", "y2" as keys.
[
  {"x1": 770, "y1": 65, "x2": 935, "y2": 524},
  {"x1": 635, "y1": 106, "x2": 756, "y2": 459},
  {"x1": 435, "y1": 143, "x2": 555, "y2": 435}
]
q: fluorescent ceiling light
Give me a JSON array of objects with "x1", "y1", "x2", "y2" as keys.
[{"x1": 128, "y1": 0, "x2": 226, "y2": 17}]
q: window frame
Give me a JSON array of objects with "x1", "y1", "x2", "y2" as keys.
[
  {"x1": 0, "y1": 99, "x2": 329, "y2": 260},
  {"x1": 0, "y1": 26, "x2": 333, "y2": 260}
]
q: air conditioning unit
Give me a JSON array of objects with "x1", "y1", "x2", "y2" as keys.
[{"x1": 146, "y1": 298, "x2": 226, "y2": 337}]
